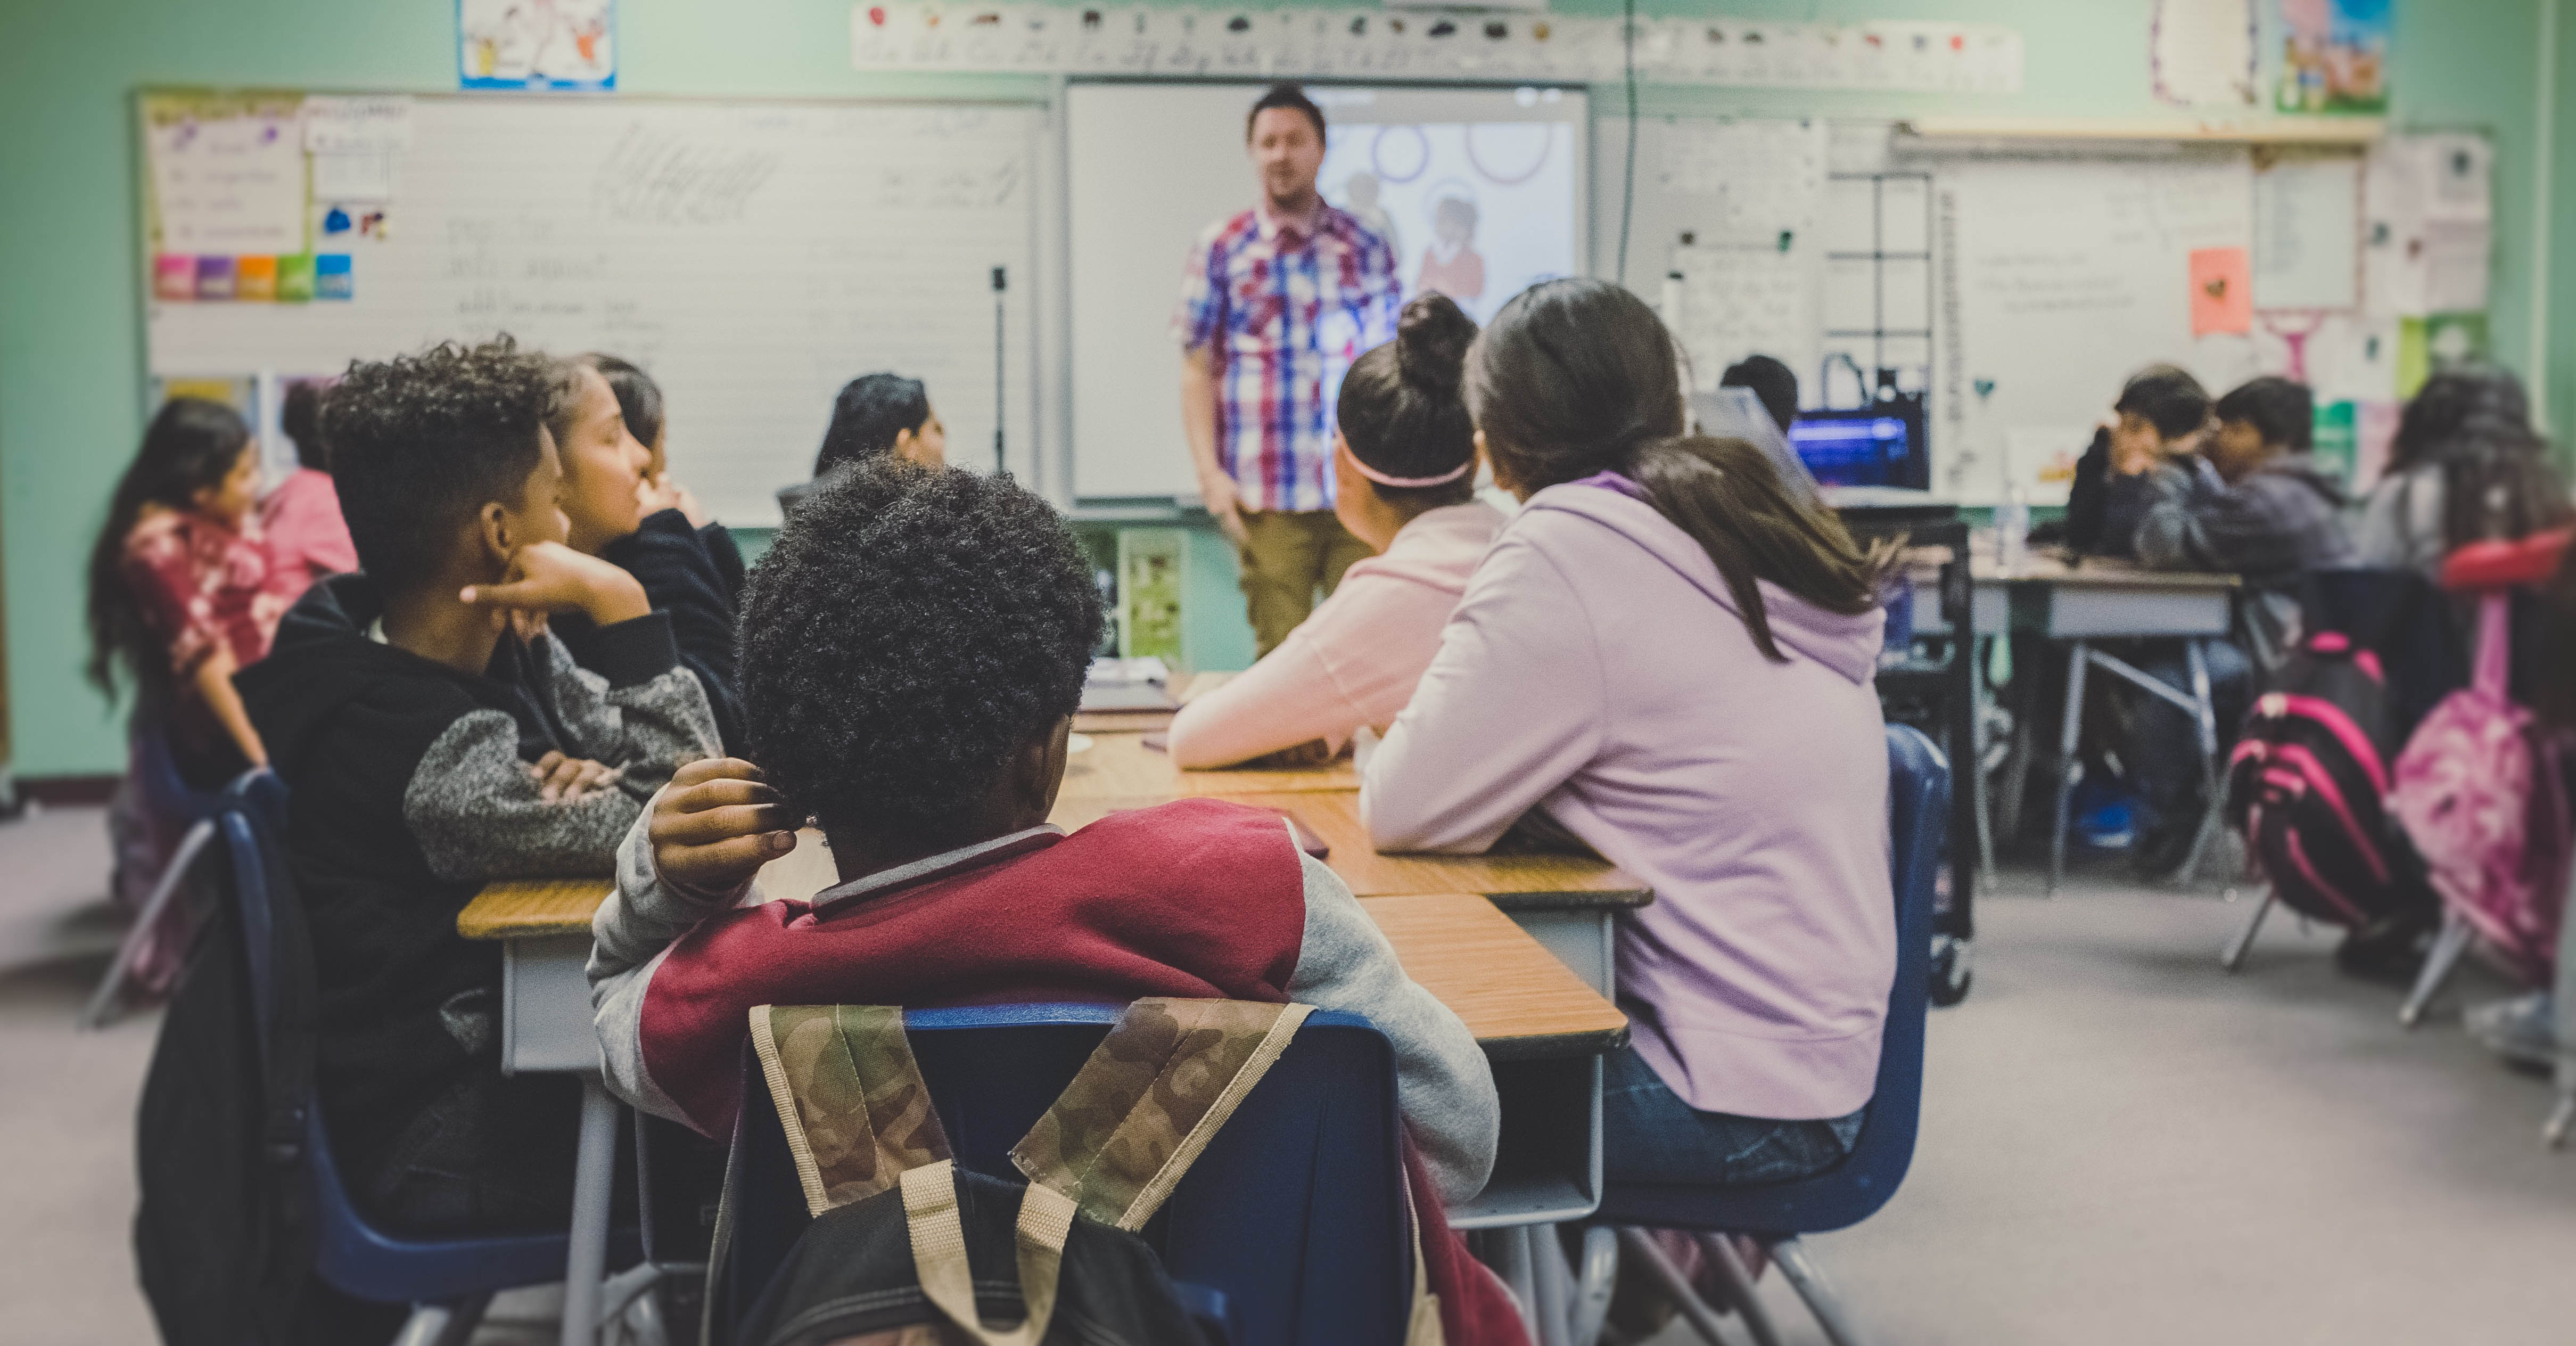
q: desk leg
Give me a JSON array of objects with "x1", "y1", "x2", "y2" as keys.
[
  {"x1": 2171, "y1": 639, "x2": 2226, "y2": 885},
  {"x1": 1970, "y1": 635, "x2": 1996, "y2": 894},
  {"x1": 560, "y1": 1075, "x2": 620, "y2": 1346},
  {"x1": 2048, "y1": 641, "x2": 2089, "y2": 897}
]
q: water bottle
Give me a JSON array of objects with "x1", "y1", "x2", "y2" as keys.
[{"x1": 1995, "y1": 485, "x2": 2030, "y2": 573}]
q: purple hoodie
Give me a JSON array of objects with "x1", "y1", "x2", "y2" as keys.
[{"x1": 1362, "y1": 477, "x2": 1894, "y2": 1119}]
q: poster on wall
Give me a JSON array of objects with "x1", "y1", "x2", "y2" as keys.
[
  {"x1": 460, "y1": 0, "x2": 617, "y2": 92},
  {"x1": 2273, "y1": 0, "x2": 2389, "y2": 114}
]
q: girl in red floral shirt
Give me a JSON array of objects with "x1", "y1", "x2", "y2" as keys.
[{"x1": 85, "y1": 397, "x2": 285, "y2": 784}]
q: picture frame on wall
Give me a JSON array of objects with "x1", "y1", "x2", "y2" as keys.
[{"x1": 459, "y1": 0, "x2": 618, "y2": 92}]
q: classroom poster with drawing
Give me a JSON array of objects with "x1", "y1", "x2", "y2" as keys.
[
  {"x1": 459, "y1": 0, "x2": 616, "y2": 91},
  {"x1": 1316, "y1": 108, "x2": 1580, "y2": 325}
]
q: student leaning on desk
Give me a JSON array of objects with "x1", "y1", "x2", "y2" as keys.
[
  {"x1": 585, "y1": 458, "x2": 1528, "y2": 1343},
  {"x1": 229, "y1": 341, "x2": 719, "y2": 1298}
]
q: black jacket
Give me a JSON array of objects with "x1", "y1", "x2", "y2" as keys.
[
  {"x1": 234, "y1": 573, "x2": 713, "y2": 1175},
  {"x1": 553, "y1": 508, "x2": 747, "y2": 751}
]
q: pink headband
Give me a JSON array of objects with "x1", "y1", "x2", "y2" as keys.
[{"x1": 1346, "y1": 454, "x2": 1475, "y2": 488}]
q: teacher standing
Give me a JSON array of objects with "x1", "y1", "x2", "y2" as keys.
[{"x1": 1175, "y1": 84, "x2": 1403, "y2": 656}]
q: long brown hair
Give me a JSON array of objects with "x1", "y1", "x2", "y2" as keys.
[
  {"x1": 1466, "y1": 278, "x2": 1889, "y2": 662},
  {"x1": 85, "y1": 398, "x2": 254, "y2": 703}
]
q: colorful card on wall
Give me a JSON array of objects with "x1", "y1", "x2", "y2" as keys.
[
  {"x1": 460, "y1": 0, "x2": 616, "y2": 91},
  {"x1": 314, "y1": 253, "x2": 355, "y2": 301},
  {"x1": 2273, "y1": 0, "x2": 2390, "y2": 114},
  {"x1": 234, "y1": 255, "x2": 278, "y2": 301},
  {"x1": 275, "y1": 254, "x2": 316, "y2": 303},
  {"x1": 2188, "y1": 246, "x2": 2253, "y2": 335},
  {"x1": 153, "y1": 255, "x2": 196, "y2": 302}
]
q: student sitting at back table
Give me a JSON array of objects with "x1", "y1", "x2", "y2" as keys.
[
  {"x1": 1719, "y1": 352, "x2": 1799, "y2": 434},
  {"x1": 235, "y1": 340, "x2": 717, "y2": 1265},
  {"x1": 2059, "y1": 365, "x2": 2213, "y2": 557},
  {"x1": 2356, "y1": 365, "x2": 2573, "y2": 573},
  {"x1": 589, "y1": 352, "x2": 748, "y2": 601},
  {"x1": 2111, "y1": 375, "x2": 2356, "y2": 873},
  {"x1": 587, "y1": 459, "x2": 1522, "y2": 1340},
  {"x1": 261, "y1": 379, "x2": 358, "y2": 601},
  {"x1": 1166, "y1": 294, "x2": 1501, "y2": 769},
  {"x1": 544, "y1": 355, "x2": 747, "y2": 751},
  {"x1": 1363, "y1": 278, "x2": 1896, "y2": 1192},
  {"x1": 775, "y1": 371, "x2": 947, "y2": 516}
]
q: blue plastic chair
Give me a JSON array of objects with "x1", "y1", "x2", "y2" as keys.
[
  {"x1": 1585, "y1": 722, "x2": 1948, "y2": 1346},
  {"x1": 217, "y1": 768, "x2": 640, "y2": 1344},
  {"x1": 81, "y1": 725, "x2": 229, "y2": 1027},
  {"x1": 715, "y1": 1004, "x2": 1412, "y2": 1346}
]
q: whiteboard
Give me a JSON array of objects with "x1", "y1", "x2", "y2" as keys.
[
  {"x1": 146, "y1": 95, "x2": 1043, "y2": 526},
  {"x1": 1933, "y1": 150, "x2": 2256, "y2": 504},
  {"x1": 1065, "y1": 81, "x2": 1587, "y2": 502}
]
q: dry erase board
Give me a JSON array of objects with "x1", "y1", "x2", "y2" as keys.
[{"x1": 142, "y1": 92, "x2": 1043, "y2": 526}]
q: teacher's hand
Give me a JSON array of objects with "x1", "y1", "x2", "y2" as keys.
[{"x1": 1199, "y1": 472, "x2": 1250, "y2": 547}]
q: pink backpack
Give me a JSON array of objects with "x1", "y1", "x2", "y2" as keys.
[{"x1": 2388, "y1": 594, "x2": 2573, "y2": 983}]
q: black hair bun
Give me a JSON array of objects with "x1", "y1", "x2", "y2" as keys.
[{"x1": 1394, "y1": 293, "x2": 1478, "y2": 398}]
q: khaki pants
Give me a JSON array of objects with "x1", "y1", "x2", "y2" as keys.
[{"x1": 1236, "y1": 508, "x2": 1375, "y2": 656}]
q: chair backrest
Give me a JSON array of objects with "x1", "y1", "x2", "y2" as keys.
[
  {"x1": 1596, "y1": 721, "x2": 1948, "y2": 1234},
  {"x1": 215, "y1": 766, "x2": 596, "y2": 1306},
  {"x1": 719, "y1": 1004, "x2": 1411, "y2": 1346},
  {"x1": 131, "y1": 719, "x2": 229, "y2": 825}
]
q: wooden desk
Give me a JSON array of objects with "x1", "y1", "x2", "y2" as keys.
[{"x1": 1058, "y1": 730, "x2": 1359, "y2": 800}]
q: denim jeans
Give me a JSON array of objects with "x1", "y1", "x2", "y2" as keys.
[
  {"x1": 357, "y1": 1068, "x2": 587, "y2": 1237},
  {"x1": 1601, "y1": 1046, "x2": 1865, "y2": 1187}
]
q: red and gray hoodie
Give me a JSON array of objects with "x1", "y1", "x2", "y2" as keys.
[{"x1": 586, "y1": 796, "x2": 1499, "y2": 1206}]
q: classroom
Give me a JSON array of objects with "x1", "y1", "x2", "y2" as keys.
[{"x1": 3, "y1": 0, "x2": 2574, "y2": 1342}]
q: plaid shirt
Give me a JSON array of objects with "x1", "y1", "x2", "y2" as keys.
[{"x1": 1174, "y1": 203, "x2": 1402, "y2": 514}]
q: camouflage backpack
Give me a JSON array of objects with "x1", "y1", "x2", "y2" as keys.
[{"x1": 713, "y1": 998, "x2": 1442, "y2": 1346}]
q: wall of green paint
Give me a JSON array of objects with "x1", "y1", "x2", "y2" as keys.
[{"x1": 0, "y1": 0, "x2": 2559, "y2": 775}]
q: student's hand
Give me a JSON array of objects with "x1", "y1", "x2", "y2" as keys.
[
  {"x1": 650, "y1": 757, "x2": 800, "y2": 898},
  {"x1": 1198, "y1": 472, "x2": 1249, "y2": 546},
  {"x1": 530, "y1": 750, "x2": 622, "y2": 803},
  {"x1": 462, "y1": 540, "x2": 651, "y2": 627},
  {"x1": 642, "y1": 472, "x2": 711, "y2": 528}
]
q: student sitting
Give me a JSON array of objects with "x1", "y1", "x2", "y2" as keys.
[
  {"x1": 775, "y1": 371, "x2": 947, "y2": 516},
  {"x1": 2060, "y1": 365, "x2": 2214, "y2": 557},
  {"x1": 1167, "y1": 294, "x2": 1501, "y2": 768},
  {"x1": 234, "y1": 339, "x2": 717, "y2": 1258},
  {"x1": 1719, "y1": 352, "x2": 1800, "y2": 434},
  {"x1": 87, "y1": 397, "x2": 283, "y2": 994},
  {"x1": 1362, "y1": 278, "x2": 1895, "y2": 1192},
  {"x1": 2110, "y1": 375, "x2": 2357, "y2": 871},
  {"x1": 589, "y1": 352, "x2": 748, "y2": 600},
  {"x1": 544, "y1": 354, "x2": 747, "y2": 750},
  {"x1": 2356, "y1": 365, "x2": 2573, "y2": 573},
  {"x1": 587, "y1": 459, "x2": 1519, "y2": 1340},
  {"x1": 261, "y1": 379, "x2": 358, "y2": 600}
]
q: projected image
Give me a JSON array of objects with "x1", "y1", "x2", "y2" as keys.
[{"x1": 1322, "y1": 116, "x2": 1578, "y2": 325}]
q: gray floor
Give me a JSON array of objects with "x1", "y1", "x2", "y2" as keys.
[{"x1": 4, "y1": 808, "x2": 2571, "y2": 1344}]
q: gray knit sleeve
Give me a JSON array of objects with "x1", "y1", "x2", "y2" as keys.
[
  {"x1": 400, "y1": 709, "x2": 649, "y2": 882},
  {"x1": 537, "y1": 629, "x2": 721, "y2": 798},
  {"x1": 1282, "y1": 841, "x2": 1500, "y2": 1204}
]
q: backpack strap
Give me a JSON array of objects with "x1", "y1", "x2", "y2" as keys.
[
  {"x1": 1011, "y1": 997, "x2": 1314, "y2": 1230},
  {"x1": 900, "y1": 1159, "x2": 1080, "y2": 1346},
  {"x1": 748, "y1": 1004, "x2": 953, "y2": 1216}
]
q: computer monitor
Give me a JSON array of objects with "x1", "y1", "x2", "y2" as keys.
[{"x1": 1789, "y1": 401, "x2": 1929, "y2": 490}]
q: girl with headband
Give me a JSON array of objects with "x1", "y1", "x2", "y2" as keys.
[
  {"x1": 1167, "y1": 293, "x2": 1503, "y2": 768},
  {"x1": 1365, "y1": 277, "x2": 1904, "y2": 1209}
]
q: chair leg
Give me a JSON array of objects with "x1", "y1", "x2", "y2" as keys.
[
  {"x1": 2399, "y1": 912, "x2": 2475, "y2": 1029},
  {"x1": 2048, "y1": 642, "x2": 2090, "y2": 897},
  {"x1": 390, "y1": 1295, "x2": 490, "y2": 1346},
  {"x1": 1492, "y1": 1225, "x2": 1540, "y2": 1341},
  {"x1": 1615, "y1": 1228, "x2": 1739, "y2": 1346},
  {"x1": 1568, "y1": 1226, "x2": 1618, "y2": 1346},
  {"x1": 80, "y1": 817, "x2": 216, "y2": 1030},
  {"x1": 2221, "y1": 885, "x2": 2276, "y2": 972},
  {"x1": 1695, "y1": 1235, "x2": 1786, "y2": 1346},
  {"x1": 1765, "y1": 1237, "x2": 1869, "y2": 1346},
  {"x1": 2167, "y1": 639, "x2": 2226, "y2": 885}
]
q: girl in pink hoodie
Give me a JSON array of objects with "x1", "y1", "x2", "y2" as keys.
[
  {"x1": 1364, "y1": 278, "x2": 1898, "y2": 1188},
  {"x1": 1167, "y1": 294, "x2": 1503, "y2": 768}
]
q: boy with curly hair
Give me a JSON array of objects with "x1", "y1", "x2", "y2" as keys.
[
  {"x1": 587, "y1": 459, "x2": 1520, "y2": 1336},
  {"x1": 235, "y1": 337, "x2": 719, "y2": 1242}
]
